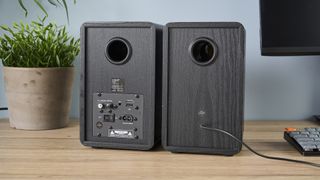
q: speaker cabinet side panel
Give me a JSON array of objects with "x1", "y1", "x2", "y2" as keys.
[
  {"x1": 154, "y1": 26, "x2": 163, "y2": 144},
  {"x1": 162, "y1": 26, "x2": 169, "y2": 149},
  {"x1": 80, "y1": 24, "x2": 87, "y2": 146}
]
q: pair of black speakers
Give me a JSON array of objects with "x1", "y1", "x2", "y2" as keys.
[{"x1": 80, "y1": 22, "x2": 245, "y2": 155}]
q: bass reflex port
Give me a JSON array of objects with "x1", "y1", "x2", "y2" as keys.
[{"x1": 105, "y1": 37, "x2": 132, "y2": 65}]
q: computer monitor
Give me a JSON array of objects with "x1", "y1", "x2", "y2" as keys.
[{"x1": 260, "y1": 0, "x2": 320, "y2": 56}]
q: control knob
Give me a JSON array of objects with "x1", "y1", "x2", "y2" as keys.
[{"x1": 106, "y1": 103, "x2": 118, "y2": 109}]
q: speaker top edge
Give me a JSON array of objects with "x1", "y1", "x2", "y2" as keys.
[
  {"x1": 81, "y1": 21, "x2": 162, "y2": 29},
  {"x1": 165, "y1": 22, "x2": 244, "y2": 29}
]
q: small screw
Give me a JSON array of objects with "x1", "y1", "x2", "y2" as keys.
[
  {"x1": 135, "y1": 94, "x2": 139, "y2": 98},
  {"x1": 135, "y1": 106, "x2": 139, "y2": 110},
  {"x1": 98, "y1": 93, "x2": 102, "y2": 97},
  {"x1": 134, "y1": 128, "x2": 137, "y2": 131},
  {"x1": 97, "y1": 133, "x2": 101, "y2": 137},
  {"x1": 134, "y1": 135, "x2": 139, "y2": 139}
]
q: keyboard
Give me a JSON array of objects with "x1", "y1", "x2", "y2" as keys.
[{"x1": 284, "y1": 127, "x2": 320, "y2": 156}]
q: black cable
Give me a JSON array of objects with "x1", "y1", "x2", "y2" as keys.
[
  {"x1": 0, "y1": 107, "x2": 8, "y2": 111},
  {"x1": 200, "y1": 124, "x2": 320, "y2": 168}
]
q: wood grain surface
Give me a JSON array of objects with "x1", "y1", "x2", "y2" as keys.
[
  {"x1": 80, "y1": 22, "x2": 163, "y2": 149},
  {"x1": 163, "y1": 23, "x2": 245, "y2": 155},
  {"x1": 1, "y1": 119, "x2": 320, "y2": 180}
]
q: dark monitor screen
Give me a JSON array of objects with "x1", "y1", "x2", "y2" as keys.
[{"x1": 260, "y1": 0, "x2": 320, "y2": 56}]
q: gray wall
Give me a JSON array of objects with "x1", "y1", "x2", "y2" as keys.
[{"x1": 1, "y1": 0, "x2": 320, "y2": 120}]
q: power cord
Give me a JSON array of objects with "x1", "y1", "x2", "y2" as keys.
[
  {"x1": 200, "y1": 124, "x2": 320, "y2": 168},
  {"x1": 0, "y1": 107, "x2": 8, "y2": 111}
]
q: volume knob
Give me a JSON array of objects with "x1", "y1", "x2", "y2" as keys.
[{"x1": 106, "y1": 103, "x2": 114, "y2": 109}]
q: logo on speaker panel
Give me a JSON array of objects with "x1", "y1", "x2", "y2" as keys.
[
  {"x1": 198, "y1": 110, "x2": 206, "y2": 117},
  {"x1": 111, "y1": 78, "x2": 124, "y2": 92}
]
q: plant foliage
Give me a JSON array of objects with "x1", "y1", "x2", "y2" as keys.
[
  {"x1": 0, "y1": 18, "x2": 80, "y2": 67},
  {"x1": 18, "y1": 0, "x2": 77, "y2": 23}
]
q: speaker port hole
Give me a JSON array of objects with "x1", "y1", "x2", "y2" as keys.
[
  {"x1": 105, "y1": 38, "x2": 131, "y2": 64},
  {"x1": 189, "y1": 38, "x2": 217, "y2": 65}
]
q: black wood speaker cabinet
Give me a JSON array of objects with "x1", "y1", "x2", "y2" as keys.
[
  {"x1": 162, "y1": 22, "x2": 245, "y2": 155},
  {"x1": 80, "y1": 22, "x2": 162, "y2": 150}
]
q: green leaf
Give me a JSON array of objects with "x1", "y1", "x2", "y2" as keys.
[
  {"x1": 56, "y1": 0, "x2": 63, "y2": 7},
  {"x1": 34, "y1": 0, "x2": 48, "y2": 17},
  {"x1": 48, "y1": 0, "x2": 58, "y2": 7},
  {"x1": 41, "y1": 16, "x2": 47, "y2": 23},
  {"x1": 0, "y1": 25, "x2": 9, "y2": 31},
  {"x1": 18, "y1": 0, "x2": 28, "y2": 17},
  {"x1": 56, "y1": 55, "x2": 60, "y2": 66},
  {"x1": 32, "y1": 21, "x2": 43, "y2": 27},
  {"x1": 60, "y1": 0, "x2": 70, "y2": 23},
  {"x1": 3, "y1": 34, "x2": 13, "y2": 44}
]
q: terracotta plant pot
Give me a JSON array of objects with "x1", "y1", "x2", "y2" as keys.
[{"x1": 3, "y1": 67, "x2": 74, "y2": 130}]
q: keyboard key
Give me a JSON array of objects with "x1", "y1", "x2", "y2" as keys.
[
  {"x1": 298, "y1": 141, "x2": 315, "y2": 145},
  {"x1": 309, "y1": 131, "x2": 319, "y2": 135},
  {"x1": 293, "y1": 135, "x2": 308, "y2": 138},
  {"x1": 300, "y1": 131, "x2": 310, "y2": 135},
  {"x1": 299, "y1": 142, "x2": 315, "y2": 146},
  {"x1": 305, "y1": 128, "x2": 316, "y2": 131},
  {"x1": 309, "y1": 134, "x2": 319, "y2": 138},
  {"x1": 302, "y1": 145, "x2": 316, "y2": 151},
  {"x1": 295, "y1": 138, "x2": 314, "y2": 142},
  {"x1": 289, "y1": 131, "x2": 300, "y2": 137}
]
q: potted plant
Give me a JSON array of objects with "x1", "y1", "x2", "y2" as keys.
[{"x1": 0, "y1": 18, "x2": 80, "y2": 130}]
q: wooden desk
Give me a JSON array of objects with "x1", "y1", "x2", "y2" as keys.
[{"x1": 0, "y1": 119, "x2": 320, "y2": 179}]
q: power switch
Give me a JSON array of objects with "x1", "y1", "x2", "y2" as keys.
[{"x1": 104, "y1": 114, "x2": 115, "y2": 122}]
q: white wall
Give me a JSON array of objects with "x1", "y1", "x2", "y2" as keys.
[{"x1": 1, "y1": 0, "x2": 320, "y2": 120}]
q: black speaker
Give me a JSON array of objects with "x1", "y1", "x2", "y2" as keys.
[
  {"x1": 80, "y1": 22, "x2": 162, "y2": 150},
  {"x1": 162, "y1": 22, "x2": 245, "y2": 155}
]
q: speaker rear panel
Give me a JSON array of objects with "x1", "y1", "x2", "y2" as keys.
[
  {"x1": 80, "y1": 22, "x2": 161, "y2": 150},
  {"x1": 163, "y1": 22, "x2": 245, "y2": 155}
]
